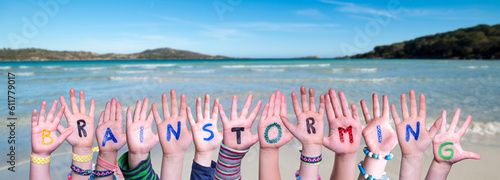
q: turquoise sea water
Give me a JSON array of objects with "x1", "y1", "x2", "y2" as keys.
[{"x1": 0, "y1": 59, "x2": 499, "y2": 176}]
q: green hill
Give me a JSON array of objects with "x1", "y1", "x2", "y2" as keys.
[{"x1": 349, "y1": 24, "x2": 500, "y2": 59}]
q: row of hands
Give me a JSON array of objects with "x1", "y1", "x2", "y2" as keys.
[{"x1": 31, "y1": 87, "x2": 479, "y2": 169}]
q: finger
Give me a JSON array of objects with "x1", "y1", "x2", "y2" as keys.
[
  {"x1": 457, "y1": 115, "x2": 472, "y2": 137},
  {"x1": 248, "y1": 100, "x2": 262, "y2": 123},
  {"x1": 231, "y1": 95, "x2": 238, "y2": 120},
  {"x1": 53, "y1": 105, "x2": 65, "y2": 127},
  {"x1": 180, "y1": 94, "x2": 187, "y2": 117},
  {"x1": 391, "y1": 104, "x2": 401, "y2": 125},
  {"x1": 309, "y1": 88, "x2": 317, "y2": 112},
  {"x1": 449, "y1": 108, "x2": 461, "y2": 133},
  {"x1": 204, "y1": 94, "x2": 211, "y2": 119},
  {"x1": 219, "y1": 104, "x2": 229, "y2": 125},
  {"x1": 260, "y1": 103, "x2": 270, "y2": 122},
  {"x1": 104, "y1": 101, "x2": 111, "y2": 122},
  {"x1": 89, "y1": 99, "x2": 95, "y2": 119},
  {"x1": 57, "y1": 129, "x2": 73, "y2": 146},
  {"x1": 382, "y1": 95, "x2": 389, "y2": 118},
  {"x1": 196, "y1": 97, "x2": 202, "y2": 121},
  {"x1": 69, "y1": 88, "x2": 78, "y2": 114},
  {"x1": 241, "y1": 94, "x2": 253, "y2": 118},
  {"x1": 117, "y1": 101, "x2": 123, "y2": 123},
  {"x1": 56, "y1": 125, "x2": 67, "y2": 134},
  {"x1": 211, "y1": 98, "x2": 220, "y2": 120},
  {"x1": 79, "y1": 90, "x2": 86, "y2": 114},
  {"x1": 280, "y1": 116, "x2": 297, "y2": 136},
  {"x1": 110, "y1": 98, "x2": 117, "y2": 121},
  {"x1": 98, "y1": 111, "x2": 105, "y2": 126},
  {"x1": 126, "y1": 106, "x2": 133, "y2": 127},
  {"x1": 429, "y1": 117, "x2": 442, "y2": 139},
  {"x1": 59, "y1": 95, "x2": 71, "y2": 117},
  {"x1": 280, "y1": 94, "x2": 287, "y2": 117},
  {"x1": 463, "y1": 151, "x2": 481, "y2": 160},
  {"x1": 318, "y1": 94, "x2": 325, "y2": 115},
  {"x1": 418, "y1": 94, "x2": 426, "y2": 119},
  {"x1": 325, "y1": 94, "x2": 335, "y2": 121},
  {"x1": 351, "y1": 104, "x2": 360, "y2": 121},
  {"x1": 268, "y1": 93, "x2": 276, "y2": 116},
  {"x1": 372, "y1": 93, "x2": 380, "y2": 118},
  {"x1": 360, "y1": 100, "x2": 372, "y2": 123},
  {"x1": 32, "y1": 109, "x2": 38, "y2": 127},
  {"x1": 401, "y1": 93, "x2": 409, "y2": 119},
  {"x1": 440, "y1": 110, "x2": 447, "y2": 133},
  {"x1": 146, "y1": 108, "x2": 155, "y2": 123},
  {"x1": 339, "y1": 91, "x2": 351, "y2": 117},
  {"x1": 46, "y1": 100, "x2": 58, "y2": 123},
  {"x1": 152, "y1": 103, "x2": 162, "y2": 126},
  {"x1": 140, "y1": 98, "x2": 149, "y2": 121},
  {"x1": 133, "y1": 100, "x2": 141, "y2": 121},
  {"x1": 39, "y1": 101, "x2": 47, "y2": 123},
  {"x1": 171, "y1": 89, "x2": 178, "y2": 117},
  {"x1": 274, "y1": 91, "x2": 282, "y2": 116},
  {"x1": 187, "y1": 106, "x2": 196, "y2": 126},
  {"x1": 250, "y1": 133, "x2": 259, "y2": 146},
  {"x1": 300, "y1": 86, "x2": 309, "y2": 111},
  {"x1": 409, "y1": 90, "x2": 418, "y2": 117},
  {"x1": 162, "y1": 93, "x2": 171, "y2": 118},
  {"x1": 291, "y1": 91, "x2": 302, "y2": 116},
  {"x1": 329, "y1": 88, "x2": 343, "y2": 118}
]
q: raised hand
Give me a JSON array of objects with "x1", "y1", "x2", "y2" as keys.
[
  {"x1": 57, "y1": 88, "x2": 95, "y2": 149},
  {"x1": 153, "y1": 90, "x2": 193, "y2": 155},
  {"x1": 360, "y1": 93, "x2": 397, "y2": 155},
  {"x1": 187, "y1": 94, "x2": 222, "y2": 166},
  {"x1": 219, "y1": 94, "x2": 261, "y2": 150},
  {"x1": 258, "y1": 90, "x2": 294, "y2": 149},
  {"x1": 32, "y1": 100, "x2": 73, "y2": 157},
  {"x1": 96, "y1": 98, "x2": 127, "y2": 153},
  {"x1": 432, "y1": 109, "x2": 480, "y2": 164},
  {"x1": 392, "y1": 90, "x2": 441, "y2": 155},
  {"x1": 323, "y1": 88, "x2": 362, "y2": 154}
]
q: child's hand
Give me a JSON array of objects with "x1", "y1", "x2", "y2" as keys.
[
  {"x1": 281, "y1": 86, "x2": 325, "y2": 146},
  {"x1": 153, "y1": 90, "x2": 193, "y2": 155},
  {"x1": 57, "y1": 88, "x2": 95, "y2": 149},
  {"x1": 126, "y1": 98, "x2": 159, "y2": 155},
  {"x1": 323, "y1": 88, "x2": 362, "y2": 155},
  {"x1": 187, "y1": 94, "x2": 222, "y2": 153},
  {"x1": 360, "y1": 94, "x2": 397, "y2": 155},
  {"x1": 219, "y1": 94, "x2": 261, "y2": 150},
  {"x1": 258, "y1": 90, "x2": 294, "y2": 149},
  {"x1": 32, "y1": 101, "x2": 73, "y2": 156},
  {"x1": 432, "y1": 109, "x2": 480, "y2": 164},
  {"x1": 392, "y1": 90, "x2": 441, "y2": 155},
  {"x1": 96, "y1": 98, "x2": 127, "y2": 153}
]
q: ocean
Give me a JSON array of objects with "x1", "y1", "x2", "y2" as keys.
[{"x1": 0, "y1": 59, "x2": 499, "y2": 176}]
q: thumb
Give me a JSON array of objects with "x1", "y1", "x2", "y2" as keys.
[
  {"x1": 57, "y1": 129, "x2": 73, "y2": 145},
  {"x1": 280, "y1": 116, "x2": 296, "y2": 136},
  {"x1": 463, "y1": 151, "x2": 481, "y2": 160}
]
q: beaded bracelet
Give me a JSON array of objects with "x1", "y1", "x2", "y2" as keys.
[
  {"x1": 30, "y1": 154, "x2": 51, "y2": 165},
  {"x1": 71, "y1": 163, "x2": 93, "y2": 176},
  {"x1": 299, "y1": 150, "x2": 322, "y2": 165},
  {"x1": 363, "y1": 147, "x2": 393, "y2": 160},
  {"x1": 358, "y1": 161, "x2": 389, "y2": 180},
  {"x1": 72, "y1": 147, "x2": 99, "y2": 163},
  {"x1": 295, "y1": 169, "x2": 321, "y2": 180}
]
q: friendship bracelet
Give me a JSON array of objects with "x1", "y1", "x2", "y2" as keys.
[
  {"x1": 295, "y1": 169, "x2": 321, "y2": 180},
  {"x1": 358, "y1": 161, "x2": 388, "y2": 180},
  {"x1": 299, "y1": 150, "x2": 322, "y2": 165},
  {"x1": 30, "y1": 154, "x2": 51, "y2": 165},
  {"x1": 71, "y1": 163, "x2": 93, "y2": 176},
  {"x1": 72, "y1": 147, "x2": 99, "y2": 163},
  {"x1": 93, "y1": 170, "x2": 114, "y2": 178},
  {"x1": 363, "y1": 147, "x2": 393, "y2": 160},
  {"x1": 96, "y1": 154, "x2": 123, "y2": 178}
]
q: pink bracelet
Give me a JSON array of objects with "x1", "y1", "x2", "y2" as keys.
[{"x1": 97, "y1": 155, "x2": 123, "y2": 178}]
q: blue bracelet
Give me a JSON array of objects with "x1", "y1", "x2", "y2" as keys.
[
  {"x1": 358, "y1": 161, "x2": 388, "y2": 180},
  {"x1": 363, "y1": 147, "x2": 393, "y2": 160}
]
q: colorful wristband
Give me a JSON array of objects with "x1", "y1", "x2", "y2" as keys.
[
  {"x1": 96, "y1": 154, "x2": 123, "y2": 178},
  {"x1": 71, "y1": 163, "x2": 93, "y2": 176},
  {"x1": 299, "y1": 150, "x2": 322, "y2": 165},
  {"x1": 72, "y1": 147, "x2": 99, "y2": 163},
  {"x1": 30, "y1": 154, "x2": 51, "y2": 165},
  {"x1": 358, "y1": 161, "x2": 388, "y2": 180},
  {"x1": 363, "y1": 147, "x2": 393, "y2": 160},
  {"x1": 295, "y1": 169, "x2": 321, "y2": 180}
]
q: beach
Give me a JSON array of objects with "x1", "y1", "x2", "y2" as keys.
[{"x1": 0, "y1": 59, "x2": 498, "y2": 179}]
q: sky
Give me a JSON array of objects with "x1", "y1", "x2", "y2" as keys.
[{"x1": 0, "y1": 0, "x2": 499, "y2": 58}]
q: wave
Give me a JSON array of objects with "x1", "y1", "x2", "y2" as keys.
[
  {"x1": 16, "y1": 72, "x2": 35, "y2": 76},
  {"x1": 462, "y1": 65, "x2": 489, "y2": 69},
  {"x1": 19, "y1": 66, "x2": 30, "y2": 69},
  {"x1": 180, "y1": 65, "x2": 194, "y2": 69},
  {"x1": 83, "y1": 67, "x2": 106, "y2": 71},
  {"x1": 175, "y1": 69, "x2": 216, "y2": 74},
  {"x1": 467, "y1": 121, "x2": 500, "y2": 135},
  {"x1": 41, "y1": 65, "x2": 60, "y2": 69},
  {"x1": 251, "y1": 68, "x2": 285, "y2": 72},
  {"x1": 0, "y1": 66, "x2": 11, "y2": 70},
  {"x1": 118, "y1": 64, "x2": 176, "y2": 69},
  {"x1": 115, "y1": 70, "x2": 155, "y2": 74},
  {"x1": 221, "y1": 63, "x2": 330, "y2": 69},
  {"x1": 332, "y1": 67, "x2": 378, "y2": 73}
]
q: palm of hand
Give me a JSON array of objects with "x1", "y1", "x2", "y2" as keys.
[
  {"x1": 127, "y1": 121, "x2": 157, "y2": 154},
  {"x1": 191, "y1": 117, "x2": 222, "y2": 153},
  {"x1": 158, "y1": 116, "x2": 193, "y2": 154},
  {"x1": 258, "y1": 115, "x2": 292, "y2": 148},
  {"x1": 396, "y1": 117, "x2": 431, "y2": 155},
  {"x1": 294, "y1": 112, "x2": 324, "y2": 145},
  {"x1": 223, "y1": 118, "x2": 255, "y2": 150},
  {"x1": 66, "y1": 113, "x2": 95, "y2": 148},
  {"x1": 32, "y1": 123, "x2": 60, "y2": 156},
  {"x1": 96, "y1": 121, "x2": 126, "y2": 152},
  {"x1": 324, "y1": 116, "x2": 362, "y2": 154},
  {"x1": 432, "y1": 132, "x2": 469, "y2": 164},
  {"x1": 362, "y1": 117, "x2": 397, "y2": 154}
]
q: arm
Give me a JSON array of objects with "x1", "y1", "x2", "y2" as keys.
[
  {"x1": 323, "y1": 89, "x2": 362, "y2": 180},
  {"x1": 57, "y1": 89, "x2": 95, "y2": 180},
  {"x1": 30, "y1": 101, "x2": 73, "y2": 180},
  {"x1": 120, "y1": 97, "x2": 160, "y2": 179},
  {"x1": 187, "y1": 94, "x2": 222, "y2": 179},
  {"x1": 258, "y1": 91, "x2": 294, "y2": 180},
  {"x1": 281, "y1": 86, "x2": 325, "y2": 180},
  {"x1": 95, "y1": 98, "x2": 127, "y2": 179},
  {"x1": 216, "y1": 94, "x2": 261, "y2": 179},
  {"x1": 357, "y1": 94, "x2": 398, "y2": 180},
  {"x1": 425, "y1": 109, "x2": 481, "y2": 180},
  {"x1": 153, "y1": 90, "x2": 193, "y2": 180},
  {"x1": 391, "y1": 90, "x2": 441, "y2": 180}
]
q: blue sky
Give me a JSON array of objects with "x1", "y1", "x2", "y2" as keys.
[{"x1": 1, "y1": 0, "x2": 499, "y2": 58}]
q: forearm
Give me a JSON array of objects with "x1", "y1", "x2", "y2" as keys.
[
  {"x1": 194, "y1": 151, "x2": 214, "y2": 167},
  {"x1": 214, "y1": 143, "x2": 249, "y2": 180},
  {"x1": 30, "y1": 153, "x2": 51, "y2": 180},
  {"x1": 95, "y1": 151, "x2": 118, "y2": 180},
  {"x1": 357, "y1": 155, "x2": 388, "y2": 180},
  {"x1": 299, "y1": 144, "x2": 322, "y2": 180},
  {"x1": 71, "y1": 147, "x2": 93, "y2": 180},
  {"x1": 400, "y1": 153, "x2": 424, "y2": 180},
  {"x1": 259, "y1": 148, "x2": 280, "y2": 180},
  {"x1": 161, "y1": 153, "x2": 185, "y2": 180},
  {"x1": 331, "y1": 153, "x2": 356, "y2": 180},
  {"x1": 118, "y1": 151, "x2": 160, "y2": 180},
  {"x1": 424, "y1": 160, "x2": 452, "y2": 180}
]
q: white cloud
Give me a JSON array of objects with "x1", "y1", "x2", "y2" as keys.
[
  {"x1": 295, "y1": 9, "x2": 327, "y2": 19},
  {"x1": 320, "y1": 0, "x2": 397, "y2": 18}
]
